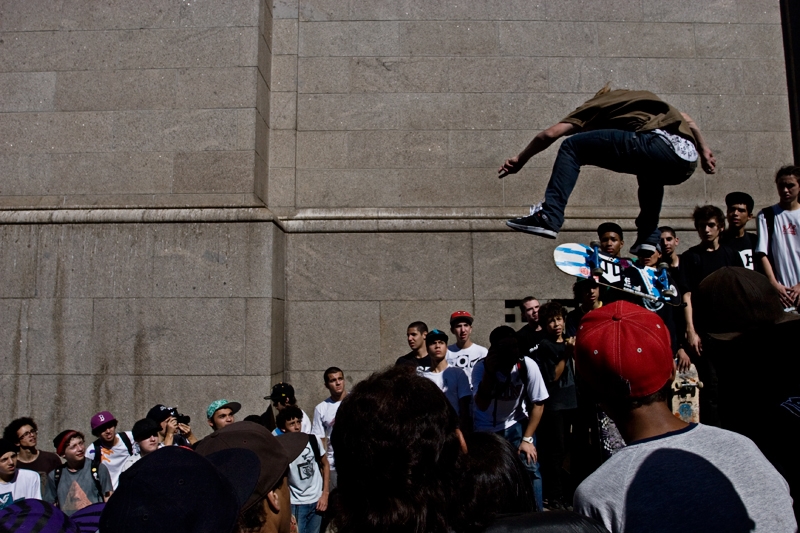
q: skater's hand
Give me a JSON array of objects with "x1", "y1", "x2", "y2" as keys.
[
  {"x1": 789, "y1": 283, "x2": 800, "y2": 308},
  {"x1": 498, "y1": 156, "x2": 525, "y2": 178},
  {"x1": 686, "y1": 330, "x2": 702, "y2": 356},
  {"x1": 772, "y1": 280, "x2": 795, "y2": 308},
  {"x1": 700, "y1": 148, "x2": 716, "y2": 174},
  {"x1": 519, "y1": 440, "x2": 537, "y2": 464},
  {"x1": 676, "y1": 348, "x2": 691, "y2": 372},
  {"x1": 316, "y1": 491, "x2": 329, "y2": 512}
]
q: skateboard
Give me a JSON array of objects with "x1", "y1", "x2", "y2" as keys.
[
  {"x1": 553, "y1": 242, "x2": 681, "y2": 307},
  {"x1": 671, "y1": 363, "x2": 702, "y2": 423}
]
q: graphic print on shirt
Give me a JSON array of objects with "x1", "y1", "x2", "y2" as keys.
[
  {"x1": 450, "y1": 353, "x2": 473, "y2": 371},
  {"x1": 0, "y1": 492, "x2": 12, "y2": 510},
  {"x1": 295, "y1": 448, "x2": 316, "y2": 481},
  {"x1": 738, "y1": 249, "x2": 754, "y2": 269},
  {"x1": 782, "y1": 223, "x2": 798, "y2": 236},
  {"x1": 64, "y1": 481, "x2": 92, "y2": 513}
]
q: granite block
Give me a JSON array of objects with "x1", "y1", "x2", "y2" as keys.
[
  {"x1": 55, "y1": 69, "x2": 176, "y2": 112},
  {"x1": 173, "y1": 151, "x2": 255, "y2": 193},
  {"x1": 499, "y1": 21, "x2": 598, "y2": 57},
  {"x1": 742, "y1": 60, "x2": 788, "y2": 95},
  {"x1": 271, "y1": 54, "x2": 297, "y2": 91},
  {"x1": 378, "y1": 300, "x2": 475, "y2": 368},
  {"x1": 267, "y1": 167, "x2": 296, "y2": 206},
  {"x1": 274, "y1": 0, "x2": 299, "y2": 19},
  {"x1": 547, "y1": 0, "x2": 643, "y2": 21},
  {"x1": 176, "y1": 67, "x2": 257, "y2": 109},
  {"x1": 285, "y1": 300, "x2": 381, "y2": 371},
  {"x1": 295, "y1": 168, "x2": 503, "y2": 208},
  {"x1": 283, "y1": 370, "x2": 373, "y2": 420},
  {"x1": 115, "y1": 28, "x2": 246, "y2": 70},
  {"x1": 596, "y1": 22, "x2": 696, "y2": 58},
  {"x1": 259, "y1": 32, "x2": 272, "y2": 87},
  {"x1": 698, "y1": 95, "x2": 790, "y2": 132},
  {"x1": 272, "y1": 18, "x2": 297, "y2": 54},
  {"x1": 270, "y1": 92, "x2": 297, "y2": 129},
  {"x1": 398, "y1": 21, "x2": 499, "y2": 56},
  {"x1": 271, "y1": 224, "x2": 286, "y2": 300},
  {"x1": 255, "y1": 151, "x2": 268, "y2": 203},
  {"x1": 706, "y1": 167, "x2": 780, "y2": 210},
  {"x1": 0, "y1": 112, "x2": 114, "y2": 154},
  {"x1": 0, "y1": 375, "x2": 30, "y2": 427},
  {"x1": 149, "y1": 222, "x2": 272, "y2": 298},
  {"x1": 0, "y1": 154, "x2": 52, "y2": 196},
  {"x1": 0, "y1": 0, "x2": 64, "y2": 31},
  {"x1": 244, "y1": 298, "x2": 272, "y2": 375},
  {"x1": 256, "y1": 110, "x2": 269, "y2": 161},
  {"x1": 28, "y1": 375, "x2": 97, "y2": 441},
  {"x1": 295, "y1": 131, "x2": 346, "y2": 169},
  {"x1": 645, "y1": 58, "x2": 743, "y2": 95},
  {"x1": 258, "y1": 70, "x2": 270, "y2": 119},
  {"x1": 642, "y1": 0, "x2": 737, "y2": 23},
  {"x1": 448, "y1": 130, "x2": 545, "y2": 169},
  {"x1": 298, "y1": 0, "x2": 347, "y2": 22},
  {"x1": 297, "y1": 93, "x2": 402, "y2": 130},
  {"x1": 735, "y1": 0, "x2": 780, "y2": 24},
  {"x1": 298, "y1": 57, "x2": 350, "y2": 93},
  {"x1": 0, "y1": 31, "x2": 116, "y2": 72},
  {"x1": 746, "y1": 132, "x2": 794, "y2": 169},
  {"x1": 473, "y1": 300, "x2": 514, "y2": 344},
  {"x1": 179, "y1": 0, "x2": 260, "y2": 27},
  {"x1": 269, "y1": 130, "x2": 296, "y2": 168},
  {"x1": 91, "y1": 297, "x2": 247, "y2": 376},
  {"x1": 695, "y1": 23, "x2": 783, "y2": 59},
  {"x1": 0, "y1": 225, "x2": 39, "y2": 298},
  {"x1": 566, "y1": 166, "x2": 641, "y2": 208},
  {"x1": 349, "y1": 57, "x2": 449, "y2": 93},
  {"x1": 0, "y1": 72, "x2": 55, "y2": 112},
  {"x1": 548, "y1": 58, "x2": 647, "y2": 93},
  {"x1": 59, "y1": 0, "x2": 181, "y2": 30},
  {"x1": 449, "y1": 57, "x2": 547, "y2": 93},
  {"x1": 346, "y1": 130, "x2": 448, "y2": 169},
  {"x1": 237, "y1": 106, "x2": 257, "y2": 152},
  {"x1": 472, "y1": 231, "x2": 593, "y2": 300},
  {"x1": 700, "y1": 131, "x2": 749, "y2": 169},
  {"x1": 500, "y1": 92, "x2": 594, "y2": 131},
  {"x1": 49, "y1": 152, "x2": 175, "y2": 195},
  {"x1": 299, "y1": 21, "x2": 401, "y2": 56},
  {"x1": 270, "y1": 297, "x2": 286, "y2": 375},
  {"x1": 285, "y1": 232, "x2": 473, "y2": 301}
]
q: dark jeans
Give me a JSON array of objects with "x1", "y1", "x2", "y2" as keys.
[
  {"x1": 498, "y1": 420, "x2": 543, "y2": 512},
  {"x1": 538, "y1": 407, "x2": 578, "y2": 505},
  {"x1": 542, "y1": 129, "x2": 696, "y2": 242}
]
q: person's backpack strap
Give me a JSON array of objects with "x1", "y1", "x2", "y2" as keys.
[
  {"x1": 764, "y1": 206, "x2": 776, "y2": 259},
  {"x1": 118, "y1": 432, "x2": 134, "y2": 456},
  {"x1": 53, "y1": 466, "x2": 63, "y2": 493},
  {"x1": 308, "y1": 434, "x2": 323, "y2": 469},
  {"x1": 90, "y1": 455, "x2": 106, "y2": 500}
]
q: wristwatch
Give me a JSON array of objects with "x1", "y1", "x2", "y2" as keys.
[{"x1": 522, "y1": 436, "x2": 534, "y2": 444}]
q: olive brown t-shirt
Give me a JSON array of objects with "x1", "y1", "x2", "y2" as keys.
[{"x1": 17, "y1": 450, "x2": 62, "y2": 474}]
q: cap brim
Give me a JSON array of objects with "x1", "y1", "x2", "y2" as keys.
[
  {"x1": 276, "y1": 432, "x2": 310, "y2": 462},
  {"x1": 707, "y1": 312, "x2": 800, "y2": 340}
]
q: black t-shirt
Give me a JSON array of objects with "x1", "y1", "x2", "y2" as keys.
[
  {"x1": 720, "y1": 231, "x2": 760, "y2": 273},
  {"x1": 679, "y1": 243, "x2": 744, "y2": 294},
  {"x1": 531, "y1": 339, "x2": 578, "y2": 411},
  {"x1": 565, "y1": 307, "x2": 585, "y2": 339},
  {"x1": 17, "y1": 450, "x2": 62, "y2": 474},
  {"x1": 395, "y1": 352, "x2": 431, "y2": 369},
  {"x1": 516, "y1": 323, "x2": 544, "y2": 358}
]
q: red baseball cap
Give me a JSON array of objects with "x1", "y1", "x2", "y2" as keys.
[
  {"x1": 449, "y1": 310, "x2": 473, "y2": 326},
  {"x1": 575, "y1": 301, "x2": 674, "y2": 400}
]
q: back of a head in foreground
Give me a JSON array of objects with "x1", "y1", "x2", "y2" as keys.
[
  {"x1": 574, "y1": 301, "x2": 674, "y2": 412},
  {"x1": 331, "y1": 365, "x2": 464, "y2": 533}
]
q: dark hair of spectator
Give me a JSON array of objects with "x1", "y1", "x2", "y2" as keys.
[
  {"x1": 324, "y1": 366, "x2": 344, "y2": 383},
  {"x1": 3, "y1": 418, "x2": 37, "y2": 444},
  {"x1": 460, "y1": 432, "x2": 534, "y2": 532},
  {"x1": 724, "y1": 191, "x2": 754, "y2": 214},
  {"x1": 407, "y1": 321, "x2": 429, "y2": 334},
  {"x1": 331, "y1": 366, "x2": 465, "y2": 533},
  {"x1": 775, "y1": 164, "x2": 800, "y2": 184},
  {"x1": 692, "y1": 205, "x2": 725, "y2": 230},
  {"x1": 658, "y1": 225, "x2": 677, "y2": 238},
  {"x1": 519, "y1": 296, "x2": 538, "y2": 313},
  {"x1": 572, "y1": 280, "x2": 597, "y2": 300},
  {"x1": 276, "y1": 405, "x2": 303, "y2": 430},
  {"x1": 538, "y1": 301, "x2": 565, "y2": 325}
]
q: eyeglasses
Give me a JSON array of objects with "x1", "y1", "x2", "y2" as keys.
[{"x1": 18, "y1": 429, "x2": 37, "y2": 440}]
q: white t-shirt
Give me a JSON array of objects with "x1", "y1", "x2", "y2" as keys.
[
  {"x1": 472, "y1": 357, "x2": 549, "y2": 433},
  {"x1": 288, "y1": 434, "x2": 325, "y2": 505},
  {"x1": 86, "y1": 432, "x2": 134, "y2": 489},
  {"x1": 419, "y1": 365, "x2": 472, "y2": 415},
  {"x1": 0, "y1": 469, "x2": 41, "y2": 510},
  {"x1": 756, "y1": 205, "x2": 800, "y2": 288},
  {"x1": 312, "y1": 398, "x2": 341, "y2": 470},
  {"x1": 446, "y1": 343, "x2": 488, "y2": 387}
]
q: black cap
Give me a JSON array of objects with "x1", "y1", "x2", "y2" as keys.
[
  {"x1": 725, "y1": 191, "x2": 754, "y2": 213},
  {"x1": 489, "y1": 325, "x2": 516, "y2": 346},
  {"x1": 597, "y1": 222, "x2": 624, "y2": 240},
  {"x1": 131, "y1": 418, "x2": 161, "y2": 443},
  {"x1": 0, "y1": 439, "x2": 18, "y2": 458},
  {"x1": 267, "y1": 382, "x2": 295, "y2": 402},
  {"x1": 146, "y1": 405, "x2": 172, "y2": 424},
  {"x1": 425, "y1": 329, "x2": 449, "y2": 345}
]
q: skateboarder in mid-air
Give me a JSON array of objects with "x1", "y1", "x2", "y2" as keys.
[{"x1": 500, "y1": 86, "x2": 717, "y2": 254}]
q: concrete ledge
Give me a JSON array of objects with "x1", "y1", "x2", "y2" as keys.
[{"x1": 0, "y1": 207, "x2": 279, "y2": 226}]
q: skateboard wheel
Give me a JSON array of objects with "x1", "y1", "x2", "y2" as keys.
[
  {"x1": 663, "y1": 289, "x2": 676, "y2": 297},
  {"x1": 590, "y1": 240, "x2": 601, "y2": 249},
  {"x1": 657, "y1": 262, "x2": 669, "y2": 270},
  {"x1": 591, "y1": 268, "x2": 603, "y2": 278}
]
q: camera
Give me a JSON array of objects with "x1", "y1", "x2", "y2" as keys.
[{"x1": 167, "y1": 407, "x2": 191, "y2": 425}]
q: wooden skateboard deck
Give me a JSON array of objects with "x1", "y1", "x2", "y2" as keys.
[{"x1": 671, "y1": 363, "x2": 702, "y2": 423}]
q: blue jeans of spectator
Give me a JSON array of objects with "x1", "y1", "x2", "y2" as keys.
[
  {"x1": 292, "y1": 503, "x2": 322, "y2": 533},
  {"x1": 541, "y1": 129, "x2": 696, "y2": 242},
  {"x1": 499, "y1": 420, "x2": 543, "y2": 512}
]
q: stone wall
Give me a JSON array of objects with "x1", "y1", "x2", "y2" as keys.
[{"x1": 0, "y1": 0, "x2": 792, "y2": 435}]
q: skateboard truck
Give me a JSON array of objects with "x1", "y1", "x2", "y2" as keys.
[
  {"x1": 589, "y1": 240, "x2": 604, "y2": 278},
  {"x1": 657, "y1": 262, "x2": 677, "y2": 297}
]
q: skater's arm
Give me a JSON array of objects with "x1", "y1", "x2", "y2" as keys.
[
  {"x1": 499, "y1": 122, "x2": 578, "y2": 178},
  {"x1": 683, "y1": 291, "x2": 702, "y2": 356},
  {"x1": 759, "y1": 253, "x2": 796, "y2": 307},
  {"x1": 519, "y1": 403, "x2": 544, "y2": 464},
  {"x1": 681, "y1": 112, "x2": 716, "y2": 174}
]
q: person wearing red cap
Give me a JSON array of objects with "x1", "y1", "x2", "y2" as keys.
[
  {"x1": 572, "y1": 301, "x2": 795, "y2": 533},
  {"x1": 446, "y1": 311, "x2": 487, "y2": 388},
  {"x1": 44, "y1": 430, "x2": 112, "y2": 516},
  {"x1": 85, "y1": 411, "x2": 134, "y2": 490}
]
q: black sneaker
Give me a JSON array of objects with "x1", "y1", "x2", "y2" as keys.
[
  {"x1": 630, "y1": 228, "x2": 662, "y2": 255},
  {"x1": 506, "y1": 212, "x2": 558, "y2": 238}
]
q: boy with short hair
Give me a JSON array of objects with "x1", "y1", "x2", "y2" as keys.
[
  {"x1": 446, "y1": 311, "x2": 488, "y2": 387},
  {"x1": 206, "y1": 399, "x2": 241, "y2": 432},
  {"x1": 312, "y1": 367, "x2": 347, "y2": 490},
  {"x1": 756, "y1": 165, "x2": 800, "y2": 308},
  {"x1": 277, "y1": 406, "x2": 331, "y2": 533},
  {"x1": 269, "y1": 383, "x2": 312, "y2": 434},
  {"x1": 85, "y1": 411, "x2": 134, "y2": 490},
  {"x1": 721, "y1": 191, "x2": 758, "y2": 271},
  {"x1": 419, "y1": 329, "x2": 472, "y2": 431},
  {"x1": 395, "y1": 321, "x2": 431, "y2": 369},
  {"x1": 45, "y1": 430, "x2": 112, "y2": 516},
  {"x1": 0, "y1": 439, "x2": 41, "y2": 509},
  {"x1": 597, "y1": 222, "x2": 625, "y2": 258},
  {"x1": 121, "y1": 418, "x2": 162, "y2": 473}
]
